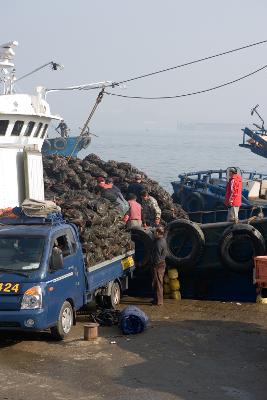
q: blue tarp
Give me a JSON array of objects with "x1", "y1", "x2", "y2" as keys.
[{"x1": 119, "y1": 306, "x2": 149, "y2": 335}]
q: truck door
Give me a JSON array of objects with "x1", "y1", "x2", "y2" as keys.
[{"x1": 46, "y1": 229, "x2": 84, "y2": 326}]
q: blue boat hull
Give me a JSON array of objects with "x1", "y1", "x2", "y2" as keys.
[
  {"x1": 42, "y1": 136, "x2": 91, "y2": 157},
  {"x1": 172, "y1": 169, "x2": 267, "y2": 213},
  {"x1": 240, "y1": 127, "x2": 267, "y2": 159}
]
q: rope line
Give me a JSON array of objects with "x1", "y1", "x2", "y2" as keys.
[
  {"x1": 104, "y1": 63, "x2": 267, "y2": 100},
  {"x1": 68, "y1": 89, "x2": 104, "y2": 159}
]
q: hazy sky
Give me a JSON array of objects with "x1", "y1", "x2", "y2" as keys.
[{"x1": 2, "y1": 0, "x2": 267, "y2": 133}]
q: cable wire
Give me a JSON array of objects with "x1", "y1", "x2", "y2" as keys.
[
  {"x1": 46, "y1": 39, "x2": 267, "y2": 93},
  {"x1": 104, "y1": 63, "x2": 267, "y2": 100},
  {"x1": 114, "y1": 38, "x2": 267, "y2": 86}
]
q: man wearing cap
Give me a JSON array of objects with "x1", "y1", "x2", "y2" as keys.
[
  {"x1": 141, "y1": 190, "x2": 162, "y2": 228},
  {"x1": 225, "y1": 167, "x2": 242, "y2": 223},
  {"x1": 127, "y1": 174, "x2": 145, "y2": 203}
]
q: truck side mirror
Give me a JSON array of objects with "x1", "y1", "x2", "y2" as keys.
[{"x1": 51, "y1": 247, "x2": 64, "y2": 270}]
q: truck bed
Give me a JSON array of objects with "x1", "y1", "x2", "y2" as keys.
[{"x1": 86, "y1": 251, "x2": 135, "y2": 294}]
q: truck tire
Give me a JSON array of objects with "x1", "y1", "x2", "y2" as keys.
[
  {"x1": 220, "y1": 224, "x2": 265, "y2": 272},
  {"x1": 166, "y1": 219, "x2": 205, "y2": 269},
  {"x1": 184, "y1": 192, "x2": 205, "y2": 212},
  {"x1": 50, "y1": 301, "x2": 73, "y2": 340},
  {"x1": 105, "y1": 282, "x2": 121, "y2": 309}
]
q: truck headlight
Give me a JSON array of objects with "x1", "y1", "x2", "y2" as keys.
[{"x1": 21, "y1": 286, "x2": 42, "y2": 310}]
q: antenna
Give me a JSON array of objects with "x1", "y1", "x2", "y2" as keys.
[
  {"x1": 251, "y1": 104, "x2": 265, "y2": 133},
  {"x1": 0, "y1": 41, "x2": 18, "y2": 94}
]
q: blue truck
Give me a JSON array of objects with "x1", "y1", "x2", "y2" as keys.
[{"x1": 0, "y1": 214, "x2": 134, "y2": 339}]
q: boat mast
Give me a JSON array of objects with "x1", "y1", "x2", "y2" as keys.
[{"x1": 0, "y1": 41, "x2": 18, "y2": 95}]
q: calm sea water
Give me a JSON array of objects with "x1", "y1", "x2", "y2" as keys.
[{"x1": 79, "y1": 124, "x2": 267, "y2": 192}]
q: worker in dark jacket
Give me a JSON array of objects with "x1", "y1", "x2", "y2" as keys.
[
  {"x1": 97, "y1": 177, "x2": 118, "y2": 202},
  {"x1": 97, "y1": 177, "x2": 129, "y2": 214},
  {"x1": 150, "y1": 226, "x2": 167, "y2": 306},
  {"x1": 127, "y1": 174, "x2": 145, "y2": 203}
]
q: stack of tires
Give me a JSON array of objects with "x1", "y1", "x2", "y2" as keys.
[
  {"x1": 164, "y1": 269, "x2": 181, "y2": 300},
  {"x1": 165, "y1": 219, "x2": 265, "y2": 274}
]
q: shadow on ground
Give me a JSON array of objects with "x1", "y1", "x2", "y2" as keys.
[
  {"x1": 0, "y1": 317, "x2": 267, "y2": 399},
  {"x1": 115, "y1": 319, "x2": 267, "y2": 399}
]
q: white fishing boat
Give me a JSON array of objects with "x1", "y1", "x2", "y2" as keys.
[{"x1": 0, "y1": 40, "x2": 62, "y2": 208}]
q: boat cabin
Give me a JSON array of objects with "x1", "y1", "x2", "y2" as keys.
[{"x1": 0, "y1": 41, "x2": 60, "y2": 208}]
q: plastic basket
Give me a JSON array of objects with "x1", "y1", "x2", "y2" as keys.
[{"x1": 254, "y1": 256, "x2": 267, "y2": 287}]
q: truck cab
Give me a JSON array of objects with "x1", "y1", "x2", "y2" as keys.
[{"x1": 0, "y1": 216, "x2": 87, "y2": 338}]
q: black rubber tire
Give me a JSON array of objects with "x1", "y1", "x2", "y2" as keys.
[
  {"x1": 105, "y1": 282, "x2": 121, "y2": 309},
  {"x1": 166, "y1": 219, "x2": 205, "y2": 268},
  {"x1": 50, "y1": 301, "x2": 73, "y2": 340},
  {"x1": 184, "y1": 192, "x2": 205, "y2": 212},
  {"x1": 53, "y1": 138, "x2": 66, "y2": 151},
  {"x1": 220, "y1": 224, "x2": 265, "y2": 272},
  {"x1": 131, "y1": 228, "x2": 154, "y2": 271}
]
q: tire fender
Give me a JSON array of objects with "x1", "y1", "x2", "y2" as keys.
[
  {"x1": 184, "y1": 192, "x2": 205, "y2": 212},
  {"x1": 166, "y1": 219, "x2": 205, "y2": 268},
  {"x1": 54, "y1": 138, "x2": 66, "y2": 150},
  {"x1": 131, "y1": 228, "x2": 154, "y2": 270},
  {"x1": 219, "y1": 223, "x2": 265, "y2": 272}
]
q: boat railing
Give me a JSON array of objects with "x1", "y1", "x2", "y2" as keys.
[
  {"x1": 178, "y1": 169, "x2": 267, "y2": 182},
  {"x1": 189, "y1": 206, "x2": 266, "y2": 224}
]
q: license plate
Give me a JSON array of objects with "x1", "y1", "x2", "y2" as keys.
[
  {"x1": 121, "y1": 256, "x2": 134, "y2": 270},
  {"x1": 0, "y1": 282, "x2": 20, "y2": 293}
]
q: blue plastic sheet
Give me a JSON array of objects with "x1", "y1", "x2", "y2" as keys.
[{"x1": 119, "y1": 305, "x2": 149, "y2": 335}]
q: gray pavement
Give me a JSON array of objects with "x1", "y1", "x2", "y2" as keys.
[{"x1": 0, "y1": 299, "x2": 267, "y2": 400}]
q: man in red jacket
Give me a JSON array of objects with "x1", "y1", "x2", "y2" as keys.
[{"x1": 225, "y1": 167, "x2": 242, "y2": 223}]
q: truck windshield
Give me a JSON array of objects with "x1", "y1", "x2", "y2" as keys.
[{"x1": 0, "y1": 237, "x2": 45, "y2": 271}]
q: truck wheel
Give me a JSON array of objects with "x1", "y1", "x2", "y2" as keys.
[
  {"x1": 50, "y1": 301, "x2": 73, "y2": 340},
  {"x1": 106, "y1": 282, "x2": 121, "y2": 309}
]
